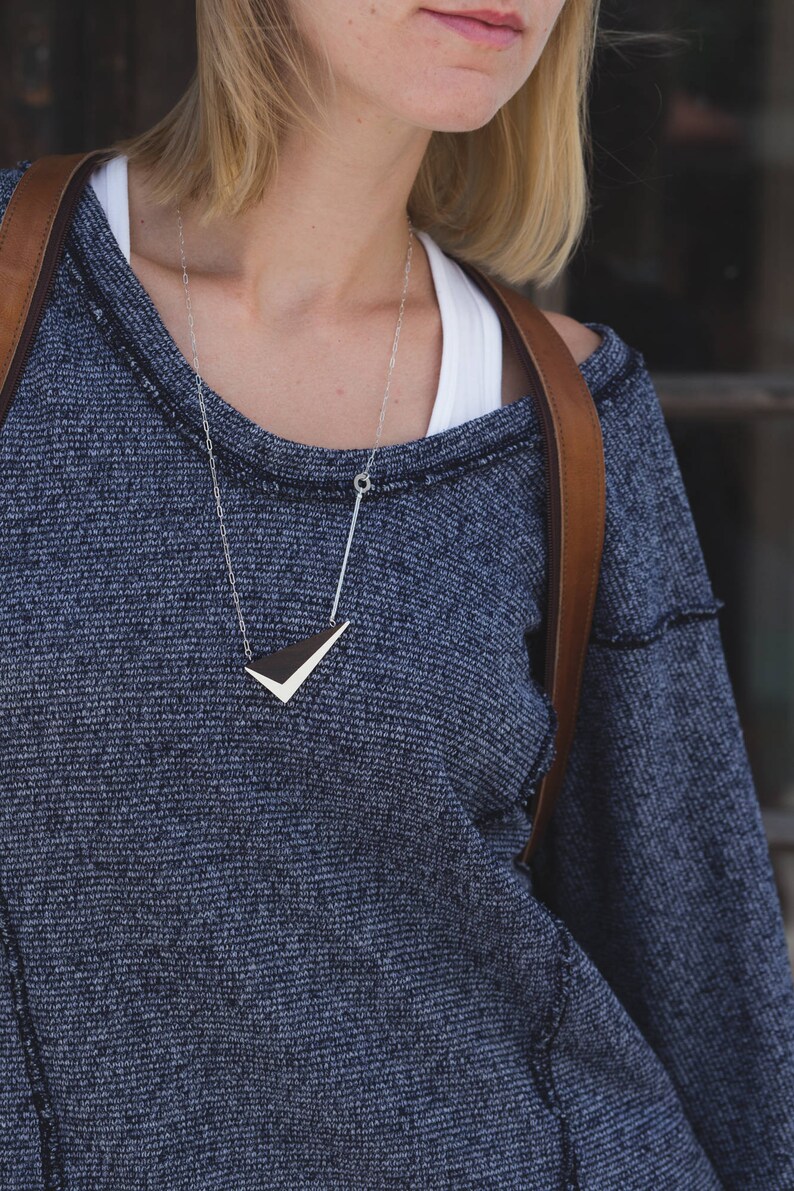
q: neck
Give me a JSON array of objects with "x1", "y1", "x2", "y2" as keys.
[{"x1": 130, "y1": 98, "x2": 434, "y2": 321}]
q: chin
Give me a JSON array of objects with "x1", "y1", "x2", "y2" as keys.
[{"x1": 391, "y1": 77, "x2": 511, "y2": 134}]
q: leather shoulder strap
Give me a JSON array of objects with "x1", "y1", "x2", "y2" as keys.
[
  {"x1": 452, "y1": 259, "x2": 606, "y2": 866},
  {"x1": 0, "y1": 153, "x2": 604, "y2": 868},
  {"x1": 0, "y1": 148, "x2": 114, "y2": 432}
]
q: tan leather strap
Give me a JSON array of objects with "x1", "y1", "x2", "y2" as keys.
[
  {"x1": 0, "y1": 151, "x2": 606, "y2": 867},
  {"x1": 0, "y1": 148, "x2": 115, "y2": 431},
  {"x1": 453, "y1": 260, "x2": 606, "y2": 865}
]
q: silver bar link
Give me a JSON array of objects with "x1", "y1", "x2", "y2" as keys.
[{"x1": 177, "y1": 203, "x2": 414, "y2": 655}]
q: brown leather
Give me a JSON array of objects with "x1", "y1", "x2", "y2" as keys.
[
  {"x1": 453, "y1": 260, "x2": 606, "y2": 865},
  {"x1": 0, "y1": 148, "x2": 115, "y2": 431},
  {"x1": 0, "y1": 150, "x2": 606, "y2": 867}
]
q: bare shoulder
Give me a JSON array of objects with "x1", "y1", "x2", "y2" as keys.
[
  {"x1": 500, "y1": 307, "x2": 605, "y2": 404},
  {"x1": 538, "y1": 309, "x2": 603, "y2": 366}
]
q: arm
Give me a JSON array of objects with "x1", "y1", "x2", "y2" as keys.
[
  {"x1": 0, "y1": 893, "x2": 45, "y2": 1183},
  {"x1": 533, "y1": 351, "x2": 794, "y2": 1188}
]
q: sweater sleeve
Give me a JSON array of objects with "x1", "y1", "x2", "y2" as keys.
[{"x1": 531, "y1": 351, "x2": 794, "y2": 1189}]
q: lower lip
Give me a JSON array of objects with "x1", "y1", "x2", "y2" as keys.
[{"x1": 420, "y1": 9, "x2": 521, "y2": 47}]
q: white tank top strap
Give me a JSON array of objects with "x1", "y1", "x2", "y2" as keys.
[
  {"x1": 89, "y1": 152, "x2": 131, "y2": 265},
  {"x1": 414, "y1": 228, "x2": 503, "y2": 435}
]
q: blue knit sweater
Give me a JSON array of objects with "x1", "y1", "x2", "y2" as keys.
[{"x1": 1, "y1": 159, "x2": 793, "y2": 1190}]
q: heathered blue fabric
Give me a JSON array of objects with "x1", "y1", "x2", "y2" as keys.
[{"x1": 1, "y1": 156, "x2": 793, "y2": 1189}]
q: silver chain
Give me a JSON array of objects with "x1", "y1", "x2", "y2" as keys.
[{"x1": 176, "y1": 205, "x2": 414, "y2": 659}]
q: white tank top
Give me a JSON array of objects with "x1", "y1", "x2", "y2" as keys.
[{"x1": 89, "y1": 154, "x2": 505, "y2": 436}]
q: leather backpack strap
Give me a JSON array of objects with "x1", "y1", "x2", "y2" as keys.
[
  {"x1": 0, "y1": 153, "x2": 605, "y2": 867},
  {"x1": 0, "y1": 148, "x2": 115, "y2": 433},
  {"x1": 452, "y1": 259, "x2": 606, "y2": 866}
]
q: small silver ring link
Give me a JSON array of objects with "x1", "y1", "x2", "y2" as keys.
[{"x1": 177, "y1": 203, "x2": 414, "y2": 652}]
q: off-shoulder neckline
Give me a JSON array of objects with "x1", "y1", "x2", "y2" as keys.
[{"x1": 13, "y1": 159, "x2": 643, "y2": 495}]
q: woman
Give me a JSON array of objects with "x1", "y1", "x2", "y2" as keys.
[{"x1": 1, "y1": 1, "x2": 792, "y2": 1187}]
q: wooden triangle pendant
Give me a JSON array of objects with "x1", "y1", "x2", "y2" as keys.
[{"x1": 244, "y1": 620, "x2": 350, "y2": 703}]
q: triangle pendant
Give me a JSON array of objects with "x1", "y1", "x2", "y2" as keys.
[{"x1": 244, "y1": 620, "x2": 350, "y2": 703}]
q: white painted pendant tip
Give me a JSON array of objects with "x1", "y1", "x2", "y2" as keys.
[{"x1": 245, "y1": 619, "x2": 350, "y2": 702}]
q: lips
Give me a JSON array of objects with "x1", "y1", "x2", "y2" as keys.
[
  {"x1": 420, "y1": 8, "x2": 524, "y2": 47},
  {"x1": 424, "y1": 7, "x2": 524, "y2": 32}
]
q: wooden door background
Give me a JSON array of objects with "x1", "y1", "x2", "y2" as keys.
[{"x1": 0, "y1": 0, "x2": 195, "y2": 162}]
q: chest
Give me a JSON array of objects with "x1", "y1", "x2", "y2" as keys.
[
  {"x1": 1, "y1": 401, "x2": 552, "y2": 836},
  {"x1": 129, "y1": 249, "x2": 525, "y2": 450}
]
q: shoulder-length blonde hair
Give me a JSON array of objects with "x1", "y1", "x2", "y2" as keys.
[{"x1": 114, "y1": 0, "x2": 601, "y2": 287}]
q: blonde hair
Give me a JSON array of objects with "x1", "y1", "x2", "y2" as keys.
[{"x1": 113, "y1": 0, "x2": 601, "y2": 287}]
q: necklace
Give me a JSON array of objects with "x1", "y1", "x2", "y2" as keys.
[{"x1": 176, "y1": 205, "x2": 415, "y2": 703}]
